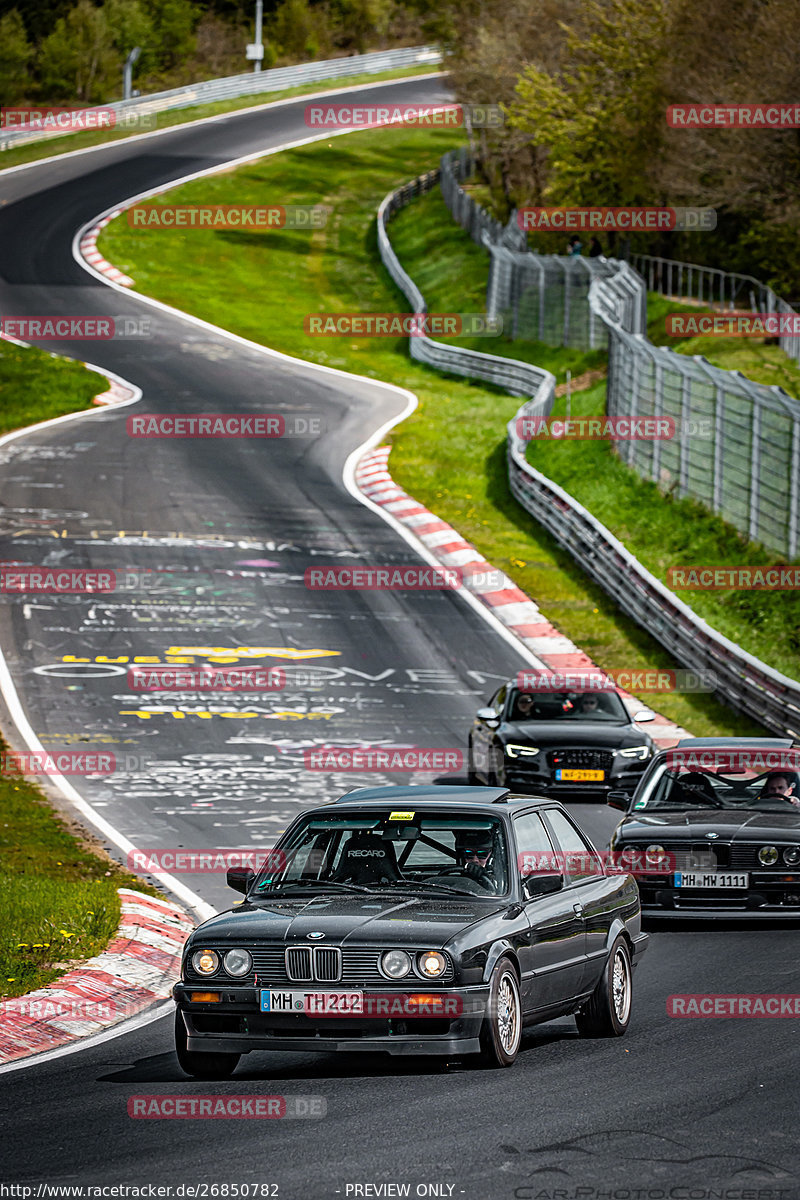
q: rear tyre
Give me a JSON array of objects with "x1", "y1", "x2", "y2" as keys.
[
  {"x1": 575, "y1": 936, "x2": 632, "y2": 1038},
  {"x1": 478, "y1": 960, "x2": 522, "y2": 1068},
  {"x1": 174, "y1": 1009, "x2": 241, "y2": 1078}
]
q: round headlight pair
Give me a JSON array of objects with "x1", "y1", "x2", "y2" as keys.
[
  {"x1": 380, "y1": 949, "x2": 447, "y2": 979},
  {"x1": 191, "y1": 948, "x2": 252, "y2": 977}
]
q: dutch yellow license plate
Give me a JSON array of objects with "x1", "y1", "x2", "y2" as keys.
[{"x1": 556, "y1": 768, "x2": 605, "y2": 782}]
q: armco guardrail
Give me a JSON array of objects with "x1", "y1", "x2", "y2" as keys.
[
  {"x1": 507, "y1": 400, "x2": 800, "y2": 737},
  {"x1": 439, "y1": 147, "x2": 800, "y2": 559},
  {"x1": 377, "y1": 169, "x2": 556, "y2": 410},
  {"x1": 432, "y1": 149, "x2": 800, "y2": 733},
  {"x1": 0, "y1": 45, "x2": 442, "y2": 151}
]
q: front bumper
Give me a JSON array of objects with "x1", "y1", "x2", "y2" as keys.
[
  {"x1": 173, "y1": 983, "x2": 489, "y2": 1057},
  {"x1": 638, "y1": 874, "x2": 800, "y2": 919}
]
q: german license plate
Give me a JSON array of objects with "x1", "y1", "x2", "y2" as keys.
[
  {"x1": 260, "y1": 989, "x2": 363, "y2": 1015},
  {"x1": 674, "y1": 872, "x2": 749, "y2": 889},
  {"x1": 556, "y1": 768, "x2": 605, "y2": 782}
]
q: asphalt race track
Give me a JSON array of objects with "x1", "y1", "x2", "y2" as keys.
[{"x1": 0, "y1": 76, "x2": 799, "y2": 1199}]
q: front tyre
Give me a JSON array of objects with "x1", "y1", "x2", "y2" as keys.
[
  {"x1": 478, "y1": 960, "x2": 522, "y2": 1067},
  {"x1": 575, "y1": 936, "x2": 632, "y2": 1038},
  {"x1": 174, "y1": 1009, "x2": 241, "y2": 1078}
]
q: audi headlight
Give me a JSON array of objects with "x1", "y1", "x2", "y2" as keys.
[
  {"x1": 645, "y1": 844, "x2": 667, "y2": 864},
  {"x1": 505, "y1": 744, "x2": 540, "y2": 758},
  {"x1": 618, "y1": 746, "x2": 651, "y2": 760},
  {"x1": 192, "y1": 949, "x2": 220, "y2": 975},
  {"x1": 417, "y1": 951, "x2": 446, "y2": 978},
  {"x1": 759, "y1": 845, "x2": 779, "y2": 865},
  {"x1": 783, "y1": 846, "x2": 800, "y2": 866},
  {"x1": 223, "y1": 948, "x2": 252, "y2": 977},
  {"x1": 381, "y1": 949, "x2": 411, "y2": 979}
]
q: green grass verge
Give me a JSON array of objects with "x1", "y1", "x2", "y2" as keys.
[
  {"x1": 1, "y1": 764, "x2": 160, "y2": 999},
  {"x1": 647, "y1": 292, "x2": 800, "y2": 398},
  {"x1": 97, "y1": 126, "x2": 765, "y2": 736},
  {"x1": 0, "y1": 339, "x2": 103, "y2": 434},
  {"x1": 0, "y1": 64, "x2": 442, "y2": 173}
]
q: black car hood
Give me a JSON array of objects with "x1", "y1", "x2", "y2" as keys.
[
  {"x1": 500, "y1": 720, "x2": 646, "y2": 748},
  {"x1": 617, "y1": 809, "x2": 800, "y2": 840},
  {"x1": 188, "y1": 893, "x2": 506, "y2": 947}
]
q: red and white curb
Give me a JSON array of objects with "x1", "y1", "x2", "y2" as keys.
[
  {"x1": 355, "y1": 446, "x2": 690, "y2": 746},
  {"x1": 0, "y1": 889, "x2": 192, "y2": 1063},
  {"x1": 79, "y1": 211, "x2": 134, "y2": 287},
  {"x1": 91, "y1": 374, "x2": 138, "y2": 405}
]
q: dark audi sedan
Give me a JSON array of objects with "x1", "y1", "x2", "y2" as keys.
[
  {"x1": 468, "y1": 679, "x2": 656, "y2": 799},
  {"x1": 608, "y1": 737, "x2": 800, "y2": 918},
  {"x1": 173, "y1": 785, "x2": 648, "y2": 1076}
]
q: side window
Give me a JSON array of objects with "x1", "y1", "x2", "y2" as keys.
[
  {"x1": 544, "y1": 810, "x2": 603, "y2": 883},
  {"x1": 514, "y1": 812, "x2": 558, "y2": 882}
]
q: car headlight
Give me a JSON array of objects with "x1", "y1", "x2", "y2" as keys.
[
  {"x1": 783, "y1": 846, "x2": 800, "y2": 866},
  {"x1": 617, "y1": 746, "x2": 651, "y2": 760},
  {"x1": 381, "y1": 950, "x2": 411, "y2": 979},
  {"x1": 223, "y1": 948, "x2": 252, "y2": 977},
  {"x1": 645, "y1": 844, "x2": 667, "y2": 864},
  {"x1": 759, "y1": 845, "x2": 779, "y2": 865},
  {"x1": 192, "y1": 949, "x2": 220, "y2": 975},
  {"x1": 417, "y1": 951, "x2": 446, "y2": 978},
  {"x1": 505, "y1": 744, "x2": 540, "y2": 758}
]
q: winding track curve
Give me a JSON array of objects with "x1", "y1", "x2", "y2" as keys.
[{"x1": 0, "y1": 74, "x2": 798, "y2": 1199}]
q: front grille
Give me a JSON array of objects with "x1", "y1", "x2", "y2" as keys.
[
  {"x1": 285, "y1": 946, "x2": 341, "y2": 982},
  {"x1": 185, "y1": 946, "x2": 454, "y2": 987},
  {"x1": 548, "y1": 748, "x2": 615, "y2": 773}
]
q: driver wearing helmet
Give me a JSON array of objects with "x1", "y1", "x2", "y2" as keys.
[{"x1": 455, "y1": 829, "x2": 499, "y2": 892}]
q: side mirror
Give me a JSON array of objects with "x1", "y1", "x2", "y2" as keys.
[
  {"x1": 607, "y1": 790, "x2": 631, "y2": 811},
  {"x1": 227, "y1": 866, "x2": 255, "y2": 894},
  {"x1": 476, "y1": 707, "x2": 500, "y2": 726},
  {"x1": 632, "y1": 709, "x2": 655, "y2": 723},
  {"x1": 522, "y1": 872, "x2": 564, "y2": 899}
]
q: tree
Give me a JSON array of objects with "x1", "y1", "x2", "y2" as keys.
[
  {"x1": 38, "y1": 0, "x2": 118, "y2": 102},
  {"x1": 0, "y1": 9, "x2": 32, "y2": 105}
]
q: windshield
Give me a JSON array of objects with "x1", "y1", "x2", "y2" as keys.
[
  {"x1": 252, "y1": 809, "x2": 510, "y2": 898},
  {"x1": 636, "y1": 763, "x2": 800, "y2": 812},
  {"x1": 507, "y1": 689, "x2": 629, "y2": 723}
]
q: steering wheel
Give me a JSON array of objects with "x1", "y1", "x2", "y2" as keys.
[
  {"x1": 427, "y1": 865, "x2": 498, "y2": 894},
  {"x1": 750, "y1": 795, "x2": 800, "y2": 810}
]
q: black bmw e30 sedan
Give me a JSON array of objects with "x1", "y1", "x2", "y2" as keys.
[
  {"x1": 468, "y1": 678, "x2": 656, "y2": 799},
  {"x1": 608, "y1": 737, "x2": 800, "y2": 917},
  {"x1": 173, "y1": 785, "x2": 648, "y2": 1076}
]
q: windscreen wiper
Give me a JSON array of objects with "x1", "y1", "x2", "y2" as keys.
[{"x1": 256, "y1": 878, "x2": 374, "y2": 894}]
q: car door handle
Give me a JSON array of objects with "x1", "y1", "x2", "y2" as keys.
[{"x1": 573, "y1": 902, "x2": 584, "y2": 915}]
